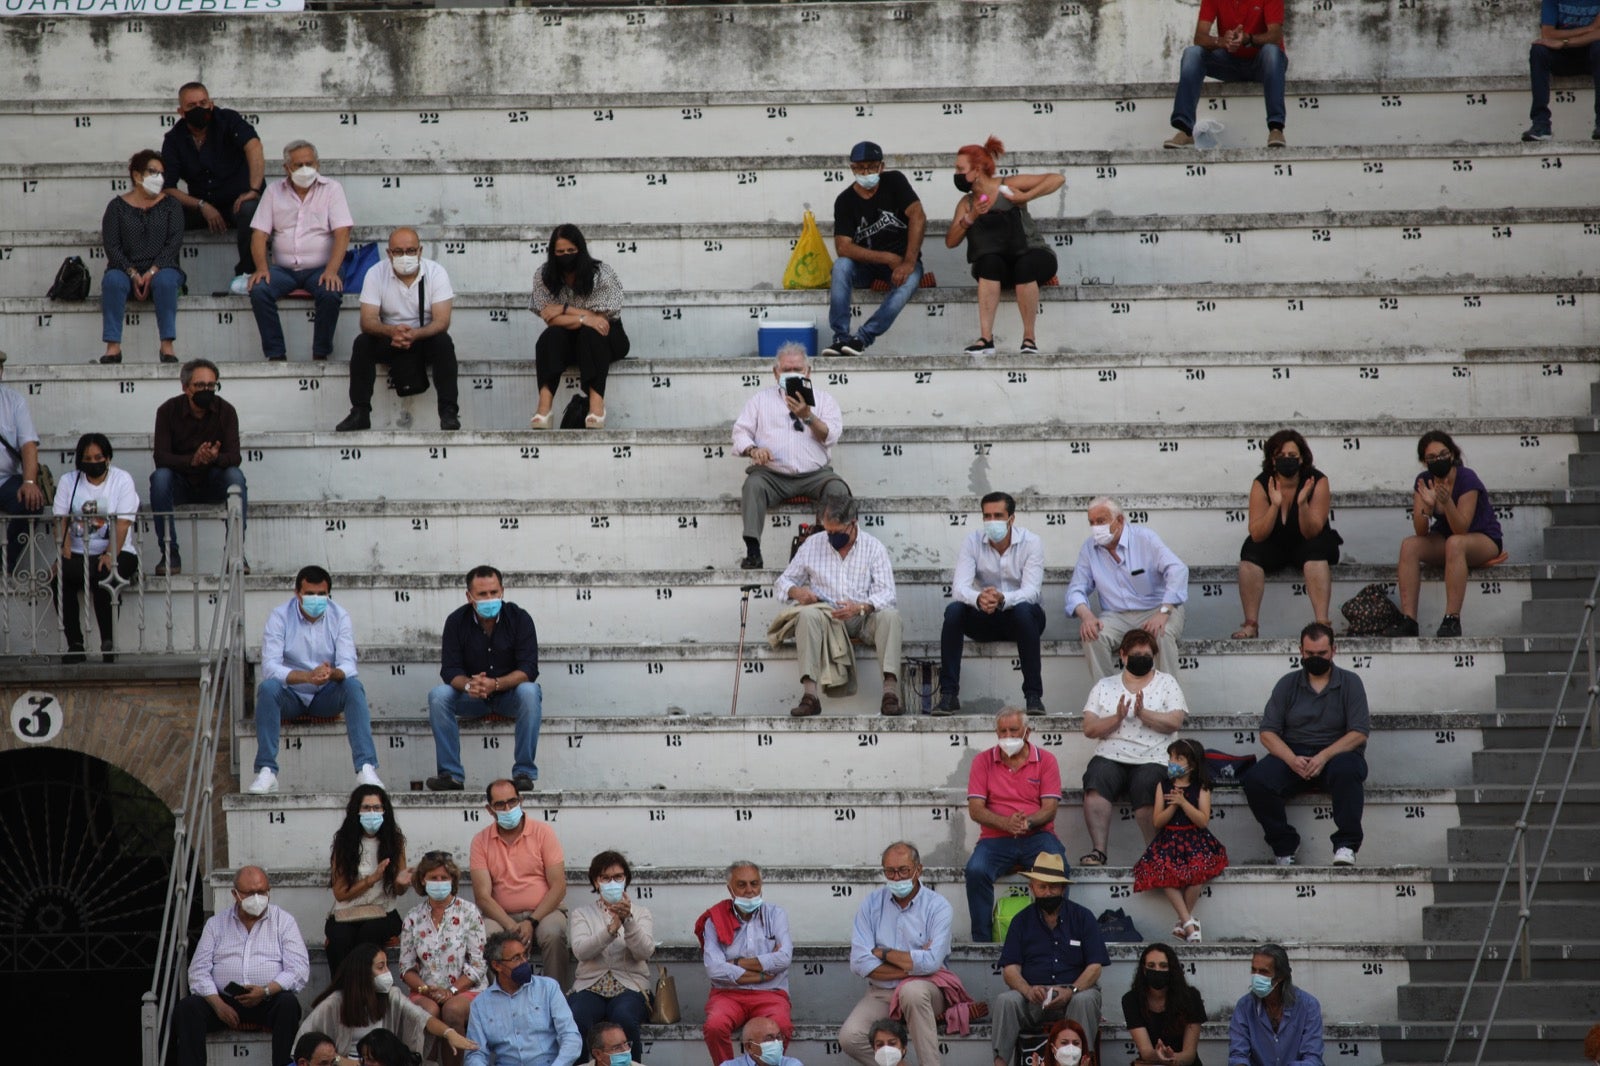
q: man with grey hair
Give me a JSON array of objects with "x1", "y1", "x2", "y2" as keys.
[
  {"x1": 1064, "y1": 496, "x2": 1189, "y2": 680},
  {"x1": 773, "y1": 495, "x2": 903, "y2": 716},
  {"x1": 247, "y1": 139, "x2": 353, "y2": 362},
  {"x1": 965, "y1": 708, "x2": 1066, "y2": 941},
  {"x1": 467, "y1": 930, "x2": 582, "y2": 1066},
  {"x1": 697, "y1": 859, "x2": 795, "y2": 1066},
  {"x1": 841, "y1": 841, "x2": 954, "y2": 1066},
  {"x1": 1227, "y1": 943, "x2": 1322, "y2": 1066},
  {"x1": 731, "y1": 342, "x2": 849, "y2": 569}
]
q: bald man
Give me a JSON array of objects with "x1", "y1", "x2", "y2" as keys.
[
  {"x1": 338, "y1": 226, "x2": 461, "y2": 432},
  {"x1": 718, "y1": 1015, "x2": 805, "y2": 1066}
]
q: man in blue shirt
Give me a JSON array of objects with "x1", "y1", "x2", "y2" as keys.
[
  {"x1": 700, "y1": 860, "x2": 796, "y2": 1066},
  {"x1": 249, "y1": 564, "x2": 379, "y2": 794},
  {"x1": 717, "y1": 1015, "x2": 805, "y2": 1066},
  {"x1": 467, "y1": 931, "x2": 582, "y2": 1066},
  {"x1": 1064, "y1": 496, "x2": 1189, "y2": 680},
  {"x1": 1227, "y1": 943, "x2": 1323, "y2": 1066},
  {"x1": 1523, "y1": 0, "x2": 1600, "y2": 141},
  {"x1": 428, "y1": 564, "x2": 543, "y2": 792},
  {"x1": 840, "y1": 842, "x2": 953, "y2": 1066},
  {"x1": 991, "y1": 854, "x2": 1108, "y2": 1062}
]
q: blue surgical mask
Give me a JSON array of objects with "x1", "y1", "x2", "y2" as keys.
[
  {"x1": 610, "y1": 1053, "x2": 632, "y2": 1066},
  {"x1": 733, "y1": 895, "x2": 763, "y2": 914},
  {"x1": 1167, "y1": 763, "x2": 1186, "y2": 779},
  {"x1": 509, "y1": 961, "x2": 534, "y2": 986},
  {"x1": 1250, "y1": 974, "x2": 1275, "y2": 998},
  {"x1": 425, "y1": 880, "x2": 452, "y2": 901},
  {"x1": 474, "y1": 598, "x2": 503, "y2": 620},
  {"x1": 983, "y1": 520, "x2": 1009, "y2": 543},
  {"x1": 359, "y1": 812, "x2": 383, "y2": 834},
  {"x1": 599, "y1": 880, "x2": 626, "y2": 904},
  {"x1": 886, "y1": 878, "x2": 915, "y2": 899},
  {"x1": 496, "y1": 805, "x2": 525, "y2": 831},
  {"x1": 827, "y1": 531, "x2": 852, "y2": 551},
  {"x1": 758, "y1": 1040, "x2": 785, "y2": 1066},
  {"x1": 300, "y1": 593, "x2": 328, "y2": 619},
  {"x1": 855, "y1": 172, "x2": 881, "y2": 191}
]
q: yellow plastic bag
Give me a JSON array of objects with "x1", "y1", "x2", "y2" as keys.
[{"x1": 782, "y1": 210, "x2": 833, "y2": 289}]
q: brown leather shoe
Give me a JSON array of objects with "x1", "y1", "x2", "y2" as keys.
[
  {"x1": 790, "y1": 693, "x2": 822, "y2": 717},
  {"x1": 880, "y1": 691, "x2": 903, "y2": 716}
]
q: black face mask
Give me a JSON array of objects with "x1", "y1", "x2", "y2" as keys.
[
  {"x1": 184, "y1": 106, "x2": 213, "y2": 130},
  {"x1": 1033, "y1": 895, "x2": 1064, "y2": 914},
  {"x1": 1426, "y1": 457, "x2": 1454, "y2": 479},
  {"x1": 78, "y1": 460, "x2": 108, "y2": 478},
  {"x1": 1302, "y1": 655, "x2": 1333, "y2": 676},
  {"x1": 1144, "y1": 968, "x2": 1171, "y2": 990},
  {"x1": 1274, "y1": 456, "x2": 1301, "y2": 478},
  {"x1": 953, "y1": 173, "x2": 973, "y2": 194},
  {"x1": 192, "y1": 389, "x2": 216, "y2": 410},
  {"x1": 1125, "y1": 654, "x2": 1154, "y2": 677},
  {"x1": 553, "y1": 253, "x2": 578, "y2": 269}
]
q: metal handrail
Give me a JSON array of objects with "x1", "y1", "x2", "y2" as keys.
[
  {"x1": 1442, "y1": 570, "x2": 1600, "y2": 1065},
  {"x1": 140, "y1": 488, "x2": 247, "y2": 1066}
]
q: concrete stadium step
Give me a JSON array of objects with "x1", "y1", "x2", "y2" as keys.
[
  {"x1": 1380, "y1": 1020, "x2": 1594, "y2": 1065},
  {"x1": 221, "y1": 785, "x2": 1459, "y2": 870},
  {"x1": 230, "y1": 712, "x2": 1489, "y2": 794},
  {"x1": 1468, "y1": 747, "x2": 1600, "y2": 786},
  {"x1": 7, "y1": 277, "x2": 1599, "y2": 361},
  {"x1": 9, "y1": 349, "x2": 1596, "y2": 430},
  {"x1": 1398, "y1": 979, "x2": 1600, "y2": 1021},
  {"x1": 9, "y1": 207, "x2": 1600, "y2": 299},
  {"x1": 1421, "y1": 899, "x2": 1600, "y2": 945},
  {"x1": 7, "y1": 146, "x2": 1598, "y2": 233},
  {"x1": 1399, "y1": 937, "x2": 1600, "y2": 979},
  {"x1": 1443, "y1": 824, "x2": 1600, "y2": 864},
  {"x1": 231, "y1": 637, "x2": 1509, "y2": 719},
  {"x1": 209, "y1": 863, "x2": 1432, "y2": 958},
  {"x1": 11, "y1": 79, "x2": 1593, "y2": 164},
  {"x1": 26, "y1": 418, "x2": 1587, "y2": 503}
]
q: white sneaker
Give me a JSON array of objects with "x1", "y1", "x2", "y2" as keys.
[
  {"x1": 1273, "y1": 854, "x2": 1297, "y2": 867},
  {"x1": 356, "y1": 764, "x2": 385, "y2": 788},
  {"x1": 248, "y1": 768, "x2": 279, "y2": 794},
  {"x1": 229, "y1": 273, "x2": 250, "y2": 296},
  {"x1": 1332, "y1": 847, "x2": 1356, "y2": 866}
]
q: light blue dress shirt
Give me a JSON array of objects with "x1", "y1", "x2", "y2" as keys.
[
  {"x1": 702, "y1": 901, "x2": 795, "y2": 991},
  {"x1": 466, "y1": 974, "x2": 582, "y2": 1066},
  {"x1": 1064, "y1": 523, "x2": 1189, "y2": 616},
  {"x1": 261, "y1": 596, "x2": 359, "y2": 705},
  {"x1": 849, "y1": 885, "x2": 952, "y2": 989}
]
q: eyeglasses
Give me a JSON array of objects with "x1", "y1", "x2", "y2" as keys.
[
  {"x1": 189, "y1": 381, "x2": 219, "y2": 392},
  {"x1": 1423, "y1": 451, "x2": 1452, "y2": 463},
  {"x1": 488, "y1": 798, "x2": 522, "y2": 812},
  {"x1": 790, "y1": 416, "x2": 806, "y2": 432},
  {"x1": 882, "y1": 865, "x2": 916, "y2": 879},
  {"x1": 499, "y1": 950, "x2": 528, "y2": 965},
  {"x1": 389, "y1": 247, "x2": 421, "y2": 256}
]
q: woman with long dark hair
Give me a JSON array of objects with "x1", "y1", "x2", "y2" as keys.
[
  {"x1": 1232, "y1": 427, "x2": 1341, "y2": 638},
  {"x1": 296, "y1": 942, "x2": 476, "y2": 1058},
  {"x1": 528, "y1": 223, "x2": 629, "y2": 429},
  {"x1": 52, "y1": 432, "x2": 140, "y2": 663},
  {"x1": 1123, "y1": 943, "x2": 1206, "y2": 1066},
  {"x1": 325, "y1": 785, "x2": 410, "y2": 976}
]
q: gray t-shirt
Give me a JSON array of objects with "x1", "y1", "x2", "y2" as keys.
[{"x1": 1260, "y1": 665, "x2": 1370, "y2": 751}]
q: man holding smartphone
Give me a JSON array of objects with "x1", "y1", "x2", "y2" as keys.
[{"x1": 730, "y1": 343, "x2": 849, "y2": 569}]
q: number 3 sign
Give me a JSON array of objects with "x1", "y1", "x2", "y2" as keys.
[{"x1": 11, "y1": 691, "x2": 62, "y2": 744}]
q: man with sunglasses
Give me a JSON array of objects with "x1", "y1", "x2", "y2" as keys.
[
  {"x1": 466, "y1": 930, "x2": 581, "y2": 1066},
  {"x1": 149, "y1": 358, "x2": 246, "y2": 576},
  {"x1": 731, "y1": 343, "x2": 848, "y2": 570}
]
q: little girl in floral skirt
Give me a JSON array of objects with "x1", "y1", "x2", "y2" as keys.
[{"x1": 1133, "y1": 737, "x2": 1228, "y2": 942}]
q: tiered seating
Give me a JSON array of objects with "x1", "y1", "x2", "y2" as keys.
[{"x1": 3, "y1": 2, "x2": 1596, "y2": 1065}]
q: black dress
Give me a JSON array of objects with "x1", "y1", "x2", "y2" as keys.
[
  {"x1": 1122, "y1": 986, "x2": 1207, "y2": 1066},
  {"x1": 1133, "y1": 783, "x2": 1228, "y2": 890}
]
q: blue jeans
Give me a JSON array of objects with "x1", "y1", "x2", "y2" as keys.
[
  {"x1": 1242, "y1": 748, "x2": 1368, "y2": 856},
  {"x1": 428, "y1": 681, "x2": 543, "y2": 783},
  {"x1": 940, "y1": 601, "x2": 1047, "y2": 700},
  {"x1": 101, "y1": 267, "x2": 182, "y2": 343},
  {"x1": 567, "y1": 988, "x2": 650, "y2": 1064},
  {"x1": 0, "y1": 473, "x2": 44, "y2": 574},
  {"x1": 254, "y1": 676, "x2": 377, "y2": 773},
  {"x1": 828, "y1": 256, "x2": 923, "y2": 347},
  {"x1": 148, "y1": 465, "x2": 249, "y2": 563},
  {"x1": 1170, "y1": 44, "x2": 1288, "y2": 133},
  {"x1": 249, "y1": 264, "x2": 343, "y2": 359},
  {"x1": 1528, "y1": 42, "x2": 1600, "y2": 126},
  {"x1": 965, "y1": 832, "x2": 1068, "y2": 941}
]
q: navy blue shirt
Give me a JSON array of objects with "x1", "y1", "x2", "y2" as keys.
[
  {"x1": 439, "y1": 601, "x2": 540, "y2": 685},
  {"x1": 998, "y1": 899, "x2": 1110, "y2": 986},
  {"x1": 160, "y1": 108, "x2": 261, "y2": 204}
]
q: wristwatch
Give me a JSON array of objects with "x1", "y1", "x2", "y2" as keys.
[
  {"x1": 1158, "y1": 605, "x2": 1172, "y2": 615},
  {"x1": 449, "y1": 984, "x2": 459, "y2": 996}
]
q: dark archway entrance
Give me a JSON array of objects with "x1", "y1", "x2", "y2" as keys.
[{"x1": 0, "y1": 747, "x2": 176, "y2": 1057}]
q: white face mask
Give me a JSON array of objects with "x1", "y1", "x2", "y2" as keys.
[
  {"x1": 141, "y1": 172, "x2": 166, "y2": 196},
  {"x1": 779, "y1": 371, "x2": 804, "y2": 390},
  {"x1": 1055, "y1": 1045, "x2": 1083, "y2": 1066},
  {"x1": 237, "y1": 892, "x2": 269, "y2": 918},
  {"x1": 998, "y1": 736, "x2": 1026, "y2": 757},
  {"x1": 374, "y1": 968, "x2": 395, "y2": 994},
  {"x1": 1090, "y1": 523, "x2": 1115, "y2": 548},
  {"x1": 290, "y1": 165, "x2": 318, "y2": 189},
  {"x1": 392, "y1": 254, "x2": 421, "y2": 276},
  {"x1": 873, "y1": 1048, "x2": 903, "y2": 1066}
]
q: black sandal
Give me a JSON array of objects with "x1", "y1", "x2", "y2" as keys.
[{"x1": 1079, "y1": 849, "x2": 1107, "y2": 867}]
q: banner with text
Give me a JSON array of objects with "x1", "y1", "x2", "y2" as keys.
[{"x1": 2, "y1": 0, "x2": 302, "y2": 14}]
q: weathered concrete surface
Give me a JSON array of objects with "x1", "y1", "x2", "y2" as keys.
[{"x1": 0, "y1": 0, "x2": 1534, "y2": 99}]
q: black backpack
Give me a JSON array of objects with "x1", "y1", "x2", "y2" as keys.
[{"x1": 47, "y1": 256, "x2": 91, "y2": 301}]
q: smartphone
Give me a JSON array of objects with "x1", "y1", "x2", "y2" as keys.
[
  {"x1": 224, "y1": 981, "x2": 248, "y2": 997},
  {"x1": 784, "y1": 375, "x2": 816, "y2": 407}
]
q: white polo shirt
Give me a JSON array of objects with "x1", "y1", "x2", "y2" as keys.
[{"x1": 359, "y1": 257, "x2": 454, "y2": 329}]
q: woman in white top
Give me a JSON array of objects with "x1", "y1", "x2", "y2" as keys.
[
  {"x1": 52, "y1": 432, "x2": 140, "y2": 663},
  {"x1": 296, "y1": 942, "x2": 476, "y2": 1062},
  {"x1": 1078, "y1": 628, "x2": 1189, "y2": 867},
  {"x1": 327, "y1": 785, "x2": 410, "y2": 978}
]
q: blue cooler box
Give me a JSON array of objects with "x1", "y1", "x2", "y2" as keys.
[{"x1": 758, "y1": 321, "x2": 818, "y2": 358}]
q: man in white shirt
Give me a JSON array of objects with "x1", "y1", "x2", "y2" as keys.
[
  {"x1": 730, "y1": 344, "x2": 850, "y2": 569},
  {"x1": 774, "y1": 496, "x2": 902, "y2": 716},
  {"x1": 247, "y1": 139, "x2": 353, "y2": 361},
  {"x1": 938, "y1": 491, "x2": 1048, "y2": 716},
  {"x1": 1063, "y1": 496, "x2": 1189, "y2": 680},
  {"x1": 337, "y1": 226, "x2": 460, "y2": 432},
  {"x1": 0, "y1": 350, "x2": 46, "y2": 573},
  {"x1": 249, "y1": 564, "x2": 381, "y2": 794}
]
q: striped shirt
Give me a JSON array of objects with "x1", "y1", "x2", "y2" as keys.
[
  {"x1": 187, "y1": 903, "x2": 310, "y2": 997},
  {"x1": 776, "y1": 528, "x2": 896, "y2": 611},
  {"x1": 731, "y1": 383, "x2": 843, "y2": 476}
]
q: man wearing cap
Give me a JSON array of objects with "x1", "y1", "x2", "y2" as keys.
[
  {"x1": 990, "y1": 854, "x2": 1108, "y2": 1062},
  {"x1": 822, "y1": 141, "x2": 926, "y2": 357},
  {"x1": 0, "y1": 349, "x2": 46, "y2": 573}
]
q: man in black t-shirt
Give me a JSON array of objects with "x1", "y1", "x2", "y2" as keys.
[
  {"x1": 824, "y1": 141, "x2": 926, "y2": 357},
  {"x1": 159, "y1": 81, "x2": 266, "y2": 287}
]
